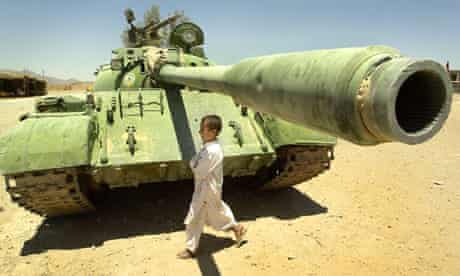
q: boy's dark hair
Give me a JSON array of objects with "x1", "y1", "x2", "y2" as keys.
[{"x1": 201, "y1": 114, "x2": 222, "y2": 135}]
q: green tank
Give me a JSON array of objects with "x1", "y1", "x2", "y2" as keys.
[{"x1": 0, "y1": 6, "x2": 452, "y2": 217}]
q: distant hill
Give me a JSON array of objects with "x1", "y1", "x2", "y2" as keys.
[{"x1": 0, "y1": 69, "x2": 86, "y2": 85}]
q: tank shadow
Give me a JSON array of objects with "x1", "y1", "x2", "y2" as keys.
[{"x1": 20, "y1": 177, "x2": 327, "y2": 256}]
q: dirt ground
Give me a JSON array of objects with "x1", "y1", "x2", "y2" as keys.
[
  {"x1": 0, "y1": 92, "x2": 459, "y2": 276},
  {"x1": 47, "y1": 83, "x2": 93, "y2": 92}
]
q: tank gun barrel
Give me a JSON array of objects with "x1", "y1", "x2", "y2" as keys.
[
  {"x1": 158, "y1": 46, "x2": 452, "y2": 145},
  {"x1": 144, "y1": 14, "x2": 182, "y2": 31}
]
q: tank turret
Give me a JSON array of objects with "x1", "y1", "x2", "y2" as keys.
[{"x1": 96, "y1": 42, "x2": 452, "y2": 146}]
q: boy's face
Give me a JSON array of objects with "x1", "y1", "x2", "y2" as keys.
[{"x1": 199, "y1": 119, "x2": 217, "y2": 143}]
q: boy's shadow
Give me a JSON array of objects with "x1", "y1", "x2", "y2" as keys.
[
  {"x1": 195, "y1": 233, "x2": 235, "y2": 276},
  {"x1": 20, "y1": 177, "x2": 327, "y2": 256}
]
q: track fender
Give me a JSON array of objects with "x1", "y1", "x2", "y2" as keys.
[{"x1": 0, "y1": 115, "x2": 97, "y2": 175}]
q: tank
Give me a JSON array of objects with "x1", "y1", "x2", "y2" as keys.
[
  {"x1": 0, "y1": 6, "x2": 452, "y2": 217},
  {"x1": 0, "y1": 72, "x2": 47, "y2": 97}
]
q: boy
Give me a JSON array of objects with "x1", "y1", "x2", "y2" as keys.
[{"x1": 177, "y1": 115, "x2": 247, "y2": 259}]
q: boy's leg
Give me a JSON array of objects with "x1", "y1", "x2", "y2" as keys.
[
  {"x1": 185, "y1": 215, "x2": 206, "y2": 253},
  {"x1": 208, "y1": 201, "x2": 247, "y2": 245},
  {"x1": 178, "y1": 208, "x2": 206, "y2": 259},
  {"x1": 207, "y1": 201, "x2": 237, "y2": 231}
]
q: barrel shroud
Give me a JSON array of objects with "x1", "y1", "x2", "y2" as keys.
[{"x1": 158, "y1": 46, "x2": 452, "y2": 145}]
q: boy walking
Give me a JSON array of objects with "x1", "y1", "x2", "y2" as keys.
[{"x1": 177, "y1": 115, "x2": 246, "y2": 259}]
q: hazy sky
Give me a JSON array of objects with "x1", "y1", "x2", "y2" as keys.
[{"x1": 0, "y1": 0, "x2": 459, "y2": 81}]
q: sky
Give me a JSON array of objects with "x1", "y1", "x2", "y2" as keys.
[{"x1": 0, "y1": 0, "x2": 459, "y2": 81}]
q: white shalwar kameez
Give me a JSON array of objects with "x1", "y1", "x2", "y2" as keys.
[{"x1": 184, "y1": 140, "x2": 237, "y2": 252}]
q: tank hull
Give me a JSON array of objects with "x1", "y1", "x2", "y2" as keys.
[
  {"x1": 1, "y1": 86, "x2": 335, "y2": 216},
  {"x1": 1, "y1": 87, "x2": 335, "y2": 182}
]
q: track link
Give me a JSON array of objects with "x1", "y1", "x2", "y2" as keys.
[
  {"x1": 261, "y1": 145, "x2": 334, "y2": 190},
  {"x1": 5, "y1": 169, "x2": 95, "y2": 217}
]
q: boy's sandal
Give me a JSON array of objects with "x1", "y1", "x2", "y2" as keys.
[
  {"x1": 236, "y1": 226, "x2": 248, "y2": 247},
  {"x1": 177, "y1": 249, "x2": 196, "y2": 259}
]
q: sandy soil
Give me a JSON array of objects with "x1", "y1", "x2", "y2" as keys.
[
  {"x1": 0, "y1": 94, "x2": 459, "y2": 276},
  {"x1": 48, "y1": 82, "x2": 92, "y2": 92}
]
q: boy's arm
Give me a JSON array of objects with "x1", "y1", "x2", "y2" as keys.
[{"x1": 191, "y1": 148, "x2": 221, "y2": 180}]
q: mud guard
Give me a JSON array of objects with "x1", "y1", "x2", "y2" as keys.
[{"x1": 0, "y1": 115, "x2": 97, "y2": 175}]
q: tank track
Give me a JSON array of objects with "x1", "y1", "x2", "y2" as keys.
[
  {"x1": 3, "y1": 146, "x2": 333, "y2": 215},
  {"x1": 261, "y1": 145, "x2": 334, "y2": 190},
  {"x1": 5, "y1": 169, "x2": 95, "y2": 217}
]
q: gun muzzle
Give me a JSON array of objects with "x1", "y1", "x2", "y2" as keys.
[{"x1": 159, "y1": 46, "x2": 452, "y2": 145}]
